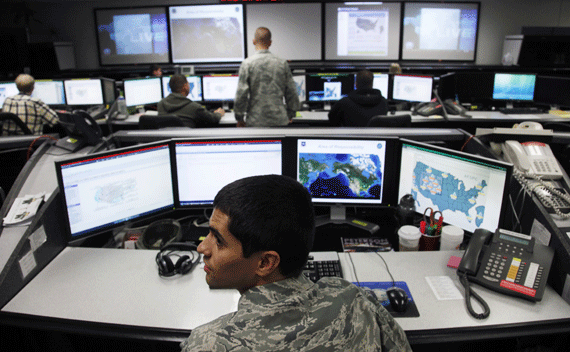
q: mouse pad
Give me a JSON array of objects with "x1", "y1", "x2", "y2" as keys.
[{"x1": 352, "y1": 281, "x2": 420, "y2": 318}]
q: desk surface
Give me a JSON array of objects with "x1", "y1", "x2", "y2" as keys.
[{"x1": 3, "y1": 248, "x2": 570, "y2": 344}]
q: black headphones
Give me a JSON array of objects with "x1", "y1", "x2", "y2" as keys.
[{"x1": 156, "y1": 242, "x2": 199, "y2": 277}]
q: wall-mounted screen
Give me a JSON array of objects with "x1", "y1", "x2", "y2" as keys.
[
  {"x1": 161, "y1": 75, "x2": 202, "y2": 101},
  {"x1": 95, "y1": 7, "x2": 169, "y2": 66},
  {"x1": 246, "y1": 3, "x2": 321, "y2": 61},
  {"x1": 391, "y1": 74, "x2": 433, "y2": 102},
  {"x1": 31, "y1": 80, "x2": 66, "y2": 106},
  {"x1": 324, "y1": 2, "x2": 401, "y2": 61},
  {"x1": 64, "y1": 79, "x2": 105, "y2": 106},
  {"x1": 202, "y1": 75, "x2": 239, "y2": 101},
  {"x1": 398, "y1": 139, "x2": 512, "y2": 234},
  {"x1": 0, "y1": 82, "x2": 19, "y2": 106},
  {"x1": 123, "y1": 77, "x2": 163, "y2": 107},
  {"x1": 169, "y1": 4, "x2": 245, "y2": 63},
  {"x1": 173, "y1": 138, "x2": 283, "y2": 207},
  {"x1": 492, "y1": 73, "x2": 536, "y2": 101},
  {"x1": 306, "y1": 73, "x2": 355, "y2": 102},
  {"x1": 402, "y1": 2, "x2": 479, "y2": 61}
]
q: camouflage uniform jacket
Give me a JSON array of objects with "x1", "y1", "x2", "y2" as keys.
[
  {"x1": 234, "y1": 49, "x2": 299, "y2": 127},
  {"x1": 180, "y1": 275, "x2": 412, "y2": 352}
]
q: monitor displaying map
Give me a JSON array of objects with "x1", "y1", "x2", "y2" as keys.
[{"x1": 398, "y1": 139, "x2": 512, "y2": 233}]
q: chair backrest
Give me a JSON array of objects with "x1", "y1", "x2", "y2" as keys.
[
  {"x1": 367, "y1": 114, "x2": 411, "y2": 128},
  {"x1": 0, "y1": 112, "x2": 33, "y2": 135},
  {"x1": 138, "y1": 115, "x2": 191, "y2": 130}
]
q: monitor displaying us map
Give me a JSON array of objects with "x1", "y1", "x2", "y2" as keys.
[{"x1": 398, "y1": 141, "x2": 510, "y2": 233}]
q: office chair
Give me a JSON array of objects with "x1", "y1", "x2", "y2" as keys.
[
  {"x1": 367, "y1": 114, "x2": 411, "y2": 127},
  {"x1": 543, "y1": 122, "x2": 570, "y2": 132},
  {"x1": 0, "y1": 112, "x2": 33, "y2": 135},
  {"x1": 139, "y1": 115, "x2": 193, "y2": 129}
]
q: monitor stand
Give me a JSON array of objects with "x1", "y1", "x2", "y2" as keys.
[
  {"x1": 222, "y1": 101, "x2": 231, "y2": 112},
  {"x1": 323, "y1": 102, "x2": 332, "y2": 111},
  {"x1": 315, "y1": 204, "x2": 380, "y2": 235}
]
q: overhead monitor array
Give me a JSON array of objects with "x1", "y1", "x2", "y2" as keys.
[
  {"x1": 93, "y1": 2, "x2": 480, "y2": 66},
  {"x1": 55, "y1": 136, "x2": 513, "y2": 245}
]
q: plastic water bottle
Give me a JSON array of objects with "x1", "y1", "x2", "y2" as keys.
[{"x1": 117, "y1": 96, "x2": 128, "y2": 115}]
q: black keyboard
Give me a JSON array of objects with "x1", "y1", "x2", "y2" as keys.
[
  {"x1": 499, "y1": 107, "x2": 543, "y2": 115},
  {"x1": 303, "y1": 252, "x2": 343, "y2": 283}
]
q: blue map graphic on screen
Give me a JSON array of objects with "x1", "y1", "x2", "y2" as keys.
[
  {"x1": 410, "y1": 161, "x2": 487, "y2": 227},
  {"x1": 299, "y1": 153, "x2": 382, "y2": 199}
]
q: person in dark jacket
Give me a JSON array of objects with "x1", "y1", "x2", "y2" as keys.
[
  {"x1": 328, "y1": 70, "x2": 388, "y2": 127},
  {"x1": 158, "y1": 74, "x2": 224, "y2": 127}
]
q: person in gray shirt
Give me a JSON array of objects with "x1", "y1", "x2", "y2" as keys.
[
  {"x1": 158, "y1": 74, "x2": 224, "y2": 127},
  {"x1": 234, "y1": 27, "x2": 299, "y2": 127},
  {"x1": 180, "y1": 175, "x2": 412, "y2": 352}
]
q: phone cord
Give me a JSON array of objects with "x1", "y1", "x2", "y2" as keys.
[{"x1": 459, "y1": 273, "x2": 490, "y2": 319}]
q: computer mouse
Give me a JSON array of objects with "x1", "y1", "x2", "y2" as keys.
[{"x1": 386, "y1": 287, "x2": 409, "y2": 313}]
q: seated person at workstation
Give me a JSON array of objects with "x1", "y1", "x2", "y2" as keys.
[
  {"x1": 328, "y1": 70, "x2": 389, "y2": 127},
  {"x1": 158, "y1": 74, "x2": 224, "y2": 127},
  {"x1": 182, "y1": 175, "x2": 412, "y2": 352},
  {"x1": 1, "y1": 73, "x2": 58, "y2": 135},
  {"x1": 149, "y1": 64, "x2": 163, "y2": 77}
]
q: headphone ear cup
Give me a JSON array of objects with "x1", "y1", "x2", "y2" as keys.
[
  {"x1": 158, "y1": 254, "x2": 175, "y2": 277},
  {"x1": 175, "y1": 255, "x2": 193, "y2": 275}
]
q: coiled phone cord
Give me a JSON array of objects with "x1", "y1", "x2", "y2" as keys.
[{"x1": 459, "y1": 272, "x2": 490, "y2": 320}]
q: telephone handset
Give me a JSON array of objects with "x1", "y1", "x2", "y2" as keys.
[{"x1": 502, "y1": 140, "x2": 563, "y2": 179}]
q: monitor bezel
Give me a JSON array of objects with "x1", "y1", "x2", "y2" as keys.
[
  {"x1": 288, "y1": 136, "x2": 400, "y2": 208},
  {"x1": 55, "y1": 140, "x2": 175, "y2": 244},
  {"x1": 171, "y1": 136, "x2": 286, "y2": 209},
  {"x1": 397, "y1": 138, "x2": 513, "y2": 235}
]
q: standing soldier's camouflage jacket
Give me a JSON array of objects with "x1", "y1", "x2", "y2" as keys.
[
  {"x1": 180, "y1": 275, "x2": 413, "y2": 352},
  {"x1": 234, "y1": 49, "x2": 299, "y2": 127}
]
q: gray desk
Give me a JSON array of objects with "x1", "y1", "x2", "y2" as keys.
[{"x1": 2, "y1": 248, "x2": 570, "y2": 345}]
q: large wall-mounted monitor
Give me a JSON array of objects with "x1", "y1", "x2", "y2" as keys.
[
  {"x1": 534, "y1": 75, "x2": 570, "y2": 109},
  {"x1": 398, "y1": 139, "x2": 512, "y2": 234},
  {"x1": 95, "y1": 7, "x2": 169, "y2": 66},
  {"x1": 173, "y1": 138, "x2": 283, "y2": 207},
  {"x1": 324, "y1": 2, "x2": 401, "y2": 61},
  {"x1": 31, "y1": 80, "x2": 66, "y2": 106},
  {"x1": 402, "y1": 2, "x2": 479, "y2": 61},
  {"x1": 64, "y1": 79, "x2": 105, "y2": 106},
  {"x1": 161, "y1": 75, "x2": 202, "y2": 101},
  {"x1": 306, "y1": 73, "x2": 355, "y2": 102},
  {"x1": 123, "y1": 77, "x2": 162, "y2": 107},
  {"x1": 391, "y1": 74, "x2": 433, "y2": 103},
  {"x1": 55, "y1": 141, "x2": 174, "y2": 242},
  {"x1": 169, "y1": 4, "x2": 245, "y2": 63},
  {"x1": 492, "y1": 73, "x2": 536, "y2": 101},
  {"x1": 0, "y1": 82, "x2": 19, "y2": 106},
  {"x1": 202, "y1": 75, "x2": 239, "y2": 102},
  {"x1": 246, "y1": 3, "x2": 321, "y2": 61}
]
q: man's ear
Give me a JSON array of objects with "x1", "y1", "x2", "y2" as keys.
[{"x1": 255, "y1": 251, "x2": 281, "y2": 278}]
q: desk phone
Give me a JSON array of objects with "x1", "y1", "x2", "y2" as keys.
[{"x1": 459, "y1": 228, "x2": 554, "y2": 302}]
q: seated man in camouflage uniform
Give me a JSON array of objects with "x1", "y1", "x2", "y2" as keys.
[{"x1": 181, "y1": 175, "x2": 412, "y2": 352}]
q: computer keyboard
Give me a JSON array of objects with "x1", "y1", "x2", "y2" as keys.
[
  {"x1": 499, "y1": 107, "x2": 543, "y2": 115},
  {"x1": 303, "y1": 252, "x2": 343, "y2": 283}
]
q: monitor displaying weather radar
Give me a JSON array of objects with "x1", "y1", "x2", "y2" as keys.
[{"x1": 398, "y1": 139, "x2": 512, "y2": 233}]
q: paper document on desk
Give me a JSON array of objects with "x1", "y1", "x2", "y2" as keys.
[
  {"x1": 3, "y1": 192, "x2": 48, "y2": 226},
  {"x1": 425, "y1": 276, "x2": 463, "y2": 300}
]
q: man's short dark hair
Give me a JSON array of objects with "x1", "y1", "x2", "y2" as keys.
[
  {"x1": 213, "y1": 175, "x2": 315, "y2": 278},
  {"x1": 356, "y1": 70, "x2": 374, "y2": 89},
  {"x1": 169, "y1": 74, "x2": 187, "y2": 94}
]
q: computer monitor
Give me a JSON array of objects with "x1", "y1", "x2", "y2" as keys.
[
  {"x1": 398, "y1": 139, "x2": 512, "y2": 234},
  {"x1": 101, "y1": 78, "x2": 117, "y2": 105},
  {"x1": 0, "y1": 82, "x2": 20, "y2": 106},
  {"x1": 55, "y1": 141, "x2": 174, "y2": 242},
  {"x1": 64, "y1": 78, "x2": 105, "y2": 106},
  {"x1": 534, "y1": 75, "x2": 570, "y2": 109},
  {"x1": 123, "y1": 77, "x2": 162, "y2": 107},
  {"x1": 162, "y1": 75, "x2": 202, "y2": 101},
  {"x1": 373, "y1": 73, "x2": 390, "y2": 98},
  {"x1": 437, "y1": 72, "x2": 456, "y2": 101},
  {"x1": 306, "y1": 73, "x2": 356, "y2": 102},
  {"x1": 293, "y1": 137, "x2": 399, "y2": 225},
  {"x1": 455, "y1": 72, "x2": 494, "y2": 104},
  {"x1": 169, "y1": 4, "x2": 245, "y2": 63},
  {"x1": 492, "y1": 73, "x2": 536, "y2": 101},
  {"x1": 31, "y1": 79, "x2": 66, "y2": 106},
  {"x1": 173, "y1": 138, "x2": 283, "y2": 207},
  {"x1": 202, "y1": 75, "x2": 239, "y2": 109},
  {"x1": 391, "y1": 74, "x2": 433, "y2": 103},
  {"x1": 293, "y1": 74, "x2": 306, "y2": 103}
]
